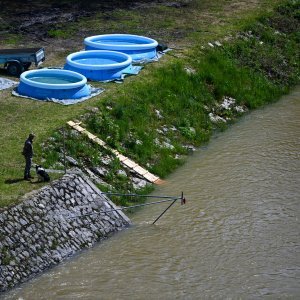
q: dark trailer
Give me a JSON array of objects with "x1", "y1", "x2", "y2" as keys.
[{"x1": 0, "y1": 47, "x2": 45, "y2": 76}]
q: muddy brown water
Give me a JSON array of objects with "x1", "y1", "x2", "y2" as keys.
[{"x1": 3, "y1": 87, "x2": 300, "y2": 299}]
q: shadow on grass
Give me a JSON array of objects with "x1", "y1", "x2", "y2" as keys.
[
  {"x1": 4, "y1": 178, "x2": 24, "y2": 184},
  {"x1": 0, "y1": 68, "x2": 18, "y2": 79},
  {"x1": 0, "y1": 68, "x2": 7, "y2": 76},
  {"x1": 4, "y1": 178, "x2": 44, "y2": 185}
]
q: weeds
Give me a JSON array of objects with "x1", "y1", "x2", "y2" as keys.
[
  {"x1": 224, "y1": 1, "x2": 300, "y2": 86},
  {"x1": 39, "y1": 0, "x2": 300, "y2": 198},
  {"x1": 48, "y1": 29, "x2": 73, "y2": 39},
  {"x1": 0, "y1": 0, "x2": 299, "y2": 208}
]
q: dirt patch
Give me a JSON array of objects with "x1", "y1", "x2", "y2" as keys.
[
  {"x1": 0, "y1": 0, "x2": 283, "y2": 65},
  {"x1": 0, "y1": 0, "x2": 192, "y2": 65},
  {"x1": 0, "y1": 0, "x2": 189, "y2": 40}
]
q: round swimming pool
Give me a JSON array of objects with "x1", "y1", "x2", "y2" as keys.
[
  {"x1": 64, "y1": 50, "x2": 132, "y2": 81},
  {"x1": 18, "y1": 69, "x2": 90, "y2": 100},
  {"x1": 84, "y1": 34, "x2": 158, "y2": 61}
]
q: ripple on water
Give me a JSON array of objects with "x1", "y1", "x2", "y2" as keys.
[{"x1": 3, "y1": 87, "x2": 300, "y2": 299}]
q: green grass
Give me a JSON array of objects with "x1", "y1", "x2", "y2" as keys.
[
  {"x1": 0, "y1": 0, "x2": 298, "y2": 208},
  {"x1": 2, "y1": 34, "x2": 22, "y2": 46},
  {"x1": 47, "y1": 29, "x2": 73, "y2": 39}
]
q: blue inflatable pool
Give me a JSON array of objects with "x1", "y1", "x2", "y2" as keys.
[
  {"x1": 18, "y1": 69, "x2": 90, "y2": 100},
  {"x1": 84, "y1": 34, "x2": 158, "y2": 61},
  {"x1": 64, "y1": 50, "x2": 132, "y2": 81}
]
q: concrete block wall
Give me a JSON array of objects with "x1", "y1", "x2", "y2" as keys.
[{"x1": 0, "y1": 172, "x2": 131, "y2": 292}]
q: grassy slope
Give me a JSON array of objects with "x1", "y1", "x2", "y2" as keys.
[{"x1": 0, "y1": 0, "x2": 293, "y2": 207}]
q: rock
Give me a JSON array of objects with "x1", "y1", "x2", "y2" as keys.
[
  {"x1": 68, "y1": 230, "x2": 76, "y2": 238},
  {"x1": 132, "y1": 177, "x2": 148, "y2": 189},
  {"x1": 38, "y1": 203, "x2": 45, "y2": 209},
  {"x1": 29, "y1": 245, "x2": 37, "y2": 253},
  {"x1": 221, "y1": 97, "x2": 235, "y2": 110},
  {"x1": 184, "y1": 67, "x2": 196, "y2": 75},
  {"x1": 65, "y1": 156, "x2": 79, "y2": 166},
  {"x1": 5, "y1": 237, "x2": 14, "y2": 246},
  {"x1": 26, "y1": 225, "x2": 34, "y2": 233},
  {"x1": 23, "y1": 251, "x2": 30, "y2": 258},
  {"x1": 5, "y1": 222, "x2": 14, "y2": 232},
  {"x1": 91, "y1": 167, "x2": 108, "y2": 177},
  {"x1": 154, "y1": 137, "x2": 161, "y2": 146},
  {"x1": 86, "y1": 106, "x2": 99, "y2": 113},
  {"x1": 162, "y1": 141, "x2": 174, "y2": 149},
  {"x1": 33, "y1": 215, "x2": 40, "y2": 222},
  {"x1": 209, "y1": 113, "x2": 226, "y2": 123},
  {"x1": 189, "y1": 127, "x2": 196, "y2": 134},
  {"x1": 0, "y1": 173, "x2": 130, "y2": 292},
  {"x1": 183, "y1": 144, "x2": 196, "y2": 151},
  {"x1": 52, "y1": 251, "x2": 62, "y2": 263},
  {"x1": 101, "y1": 156, "x2": 112, "y2": 166},
  {"x1": 117, "y1": 169, "x2": 127, "y2": 177},
  {"x1": 235, "y1": 106, "x2": 246, "y2": 113},
  {"x1": 19, "y1": 218, "x2": 28, "y2": 226},
  {"x1": 162, "y1": 126, "x2": 169, "y2": 133},
  {"x1": 25, "y1": 207, "x2": 33, "y2": 215},
  {"x1": 155, "y1": 109, "x2": 163, "y2": 119}
]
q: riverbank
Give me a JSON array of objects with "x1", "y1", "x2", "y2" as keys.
[
  {"x1": 3, "y1": 87, "x2": 300, "y2": 298},
  {"x1": 40, "y1": 1, "x2": 299, "y2": 205},
  {"x1": 0, "y1": 0, "x2": 299, "y2": 208},
  {"x1": 0, "y1": 171, "x2": 131, "y2": 292}
]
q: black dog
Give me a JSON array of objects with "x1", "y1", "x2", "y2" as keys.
[{"x1": 35, "y1": 165, "x2": 50, "y2": 182}]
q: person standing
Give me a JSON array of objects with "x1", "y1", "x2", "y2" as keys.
[{"x1": 22, "y1": 133, "x2": 35, "y2": 180}]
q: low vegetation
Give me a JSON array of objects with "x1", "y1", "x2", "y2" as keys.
[{"x1": 0, "y1": 0, "x2": 299, "y2": 208}]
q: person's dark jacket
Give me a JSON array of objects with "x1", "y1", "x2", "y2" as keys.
[{"x1": 22, "y1": 138, "x2": 34, "y2": 158}]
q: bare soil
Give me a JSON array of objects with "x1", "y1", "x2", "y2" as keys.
[
  {"x1": 0, "y1": 0, "x2": 189, "y2": 40},
  {"x1": 0, "y1": 0, "x2": 192, "y2": 65}
]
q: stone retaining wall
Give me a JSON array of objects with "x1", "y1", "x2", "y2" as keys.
[{"x1": 0, "y1": 172, "x2": 131, "y2": 292}]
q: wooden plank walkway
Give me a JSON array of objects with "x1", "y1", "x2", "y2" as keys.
[{"x1": 67, "y1": 121, "x2": 162, "y2": 184}]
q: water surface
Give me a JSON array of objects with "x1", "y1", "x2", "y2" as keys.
[
  {"x1": 75, "y1": 58, "x2": 120, "y2": 65},
  {"x1": 29, "y1": 76, "x2": 79, "y2": 84},
  {"x1": 3, "y1": 87, "x2": 300, "y2": 299}
]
